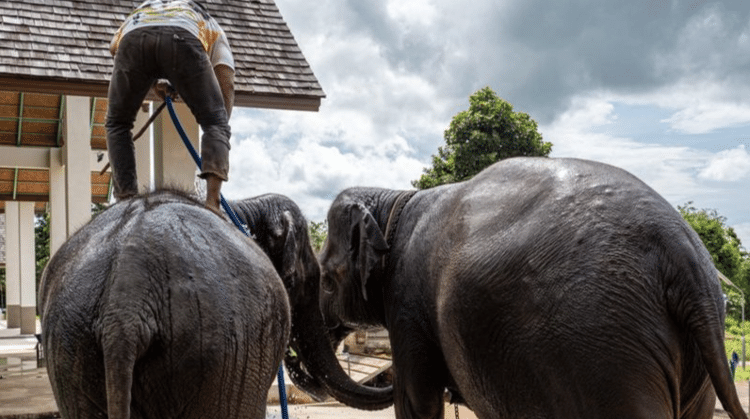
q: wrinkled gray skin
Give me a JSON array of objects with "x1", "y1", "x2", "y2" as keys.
[
  {"x1": 229, "y1": 194, "x2": 393, "y2": 410},
  {"x1": 319, "y1": 157, "x2": 747, "y2": 419},
  {"x1": 39, "y1": 191, "x2": 291, "y2": 419}
]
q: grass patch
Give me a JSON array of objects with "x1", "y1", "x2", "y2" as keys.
[
  {"x1": 733, "y1": 366, "x2": 750, "y2": 382},
  {"x1": 725, "y1": 317, "x2": 750, "y2": 381}
]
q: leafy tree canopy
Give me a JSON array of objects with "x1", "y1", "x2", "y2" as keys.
[
  {"x1": 413, "y1": 87, "x2": 552, "y2": 189},
  {"x1": 679, "y1": 202, "x2": 749, "y2": 322},
  {"x1": 308, "y1": 220, "x2": 328, "y2": 254},
  {"x1": 32, "y1": 203, "x2": 110, "y2": 297},
  {"x1": 35, "y1": 211, "x2": 51, "y2": 286}
]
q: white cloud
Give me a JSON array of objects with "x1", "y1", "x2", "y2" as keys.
[
  {"x1": 699, "y1": 145, "x2": 750, "y2": 181},
  {"x1": 240, "y1": 0, "x2": 750, "y2": 236},
  {"x1": 544, "y1": 95, "x2": 709, "y2": 204},
  {"x1": 734, "y1": 222, "x2": 750, "y2": 251},
  {"x1": 386, "y1": 0, "x2": 438, "y2": 28},
  {"x1": 660, "y1": 102, "x2": 750, "y2": 135},
  {"x1": 654, "y1": 4, "x2": 750, "y2": 79},
  {"x1": 222, "y1": 0, "x2": 459, "y2": 222},
  {"x1": 543, "y1": 94, "x2": 750, "y2": 246},
  {"x1": 224, "y1": 108, "x2": 427, "y2": 222},
  {"x1": 597, "y1": 78, "x2": 750, "y2": 135}
]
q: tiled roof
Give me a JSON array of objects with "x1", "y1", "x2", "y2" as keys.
[{"x1": 0, "y1": 0, "x2": 325, "y2": 111}]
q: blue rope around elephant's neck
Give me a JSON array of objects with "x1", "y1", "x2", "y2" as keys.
[{"x1": 165, "y1": 96, "x2": 290, "y2": 419}]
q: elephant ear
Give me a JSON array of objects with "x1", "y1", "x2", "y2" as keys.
[
  {"x1": 350, "y1": 203, "x2": 388, "y2": 301},
  {"x1": 276, "y1": 210, "x2": 299, "y2": 289}
]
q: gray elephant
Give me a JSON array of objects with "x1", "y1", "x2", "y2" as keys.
[
  {"x1": 228, "y1": 194, "x2": 393, "y2": 409},
  {"x1": 317, "y1": 157, "x2": 747, "y2": 419},
  {"x1": 39, "y1": 190, "x2": 291, "y2": 419}
]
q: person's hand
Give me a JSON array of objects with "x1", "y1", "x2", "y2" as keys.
[{"x1": 153, "y1": 79, "x2": 177, "y2": 100}]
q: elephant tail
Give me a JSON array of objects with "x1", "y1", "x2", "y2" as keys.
[
  {"x1": 689, "y1": 303, "x2": 747, "y2": 419},
  {"x1": 99, "y1": 312, "x2": 154, "y2": 419},
  {"x1": 675, "y1": 262, "x2": 747, "y2": 419}
]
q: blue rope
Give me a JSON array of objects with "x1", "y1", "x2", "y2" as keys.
[
  {"x1": 164, "y1": 97, "x2": 250, "y2": 235},
  {"x1": 164, "y1": 96, "x2": 290, "y2": 419}
]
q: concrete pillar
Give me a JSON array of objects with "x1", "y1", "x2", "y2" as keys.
[
  {"x1": 5, "y1": 202, "x2": 20, "y2": 328},
  {"x1": 3, "y1": 202, "x2": 35, "y2": 334},
  {"x1": 153, "y1": 101, "x2": 198, "y2": 194},
  {"x1": 135, "y1": 103, "x2": 154, "y2": 193},
  {"x1": 62, "y1": 96, "x2": 92, "y2": 234},
  {"x1": 49, "y1": 148, "x2": 66, "y2": 257},
  {"x1": 17, "y1": 202, "x2": 36, "y2": 335}
]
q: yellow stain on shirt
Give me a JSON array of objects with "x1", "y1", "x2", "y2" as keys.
[{"x1": 197, "y1": 21, "x2": 221, "y2": 53}]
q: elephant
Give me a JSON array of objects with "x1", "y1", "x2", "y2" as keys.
[
  {"x1": 316, "y1": 157, "x2": 747, "y2": 419},
  {"x1": 39, "y1": 189, "x2": 396, "y2": 418},
  {"x1": 228, "y1": 194, "x2": 393, "y2": 409},
  {"x1": 39, "y1": 190, "x2": 291, "y2": 419}
]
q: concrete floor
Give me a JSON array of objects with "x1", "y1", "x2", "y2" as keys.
[
  {"x1": 1, "y1": 364, "x2": 744, "y2": 419},
  {"x1": 1, "y1": 320, "x2": 747, "y2": 419},
  {"x1": 266, "y1": 403, "x2": 479, "y2": 419}
]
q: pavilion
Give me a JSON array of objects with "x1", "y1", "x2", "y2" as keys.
[{"x1": 0, "y1": 0, "x2": 325, "y2": 333}]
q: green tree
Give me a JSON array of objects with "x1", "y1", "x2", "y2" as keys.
[
  {"x1": 34, "y1": 202, "x2": 109, "y2": 292},
  {"x1": 678, "y1": 202, "x2": 749, "y2": 321},
  {"x1": 91, "y1": 202, "x2": 108, "y2": 219},
  {"x1": 413, "y1": 87, "x2": 552, "y2": 189},
  {"x1": 34, "y1": 211, "x2": 51, "y2": 287},
  {"x1": 308, "y1": 220, "x2": 327, "y2": 254},
  {"x1": 1, "y1": 268, "x2": 5, "y2": 311}
]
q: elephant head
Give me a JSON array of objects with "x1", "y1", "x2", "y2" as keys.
[
  {"x1": 318, "y1": 188, "x2": 412, "y2": 332},
  {"x1": 230, "y1": 194, "x2": 393, "y2": 409}
]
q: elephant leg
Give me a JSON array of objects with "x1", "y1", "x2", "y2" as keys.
[
  {"x1": 54, "y1": 389, "x2": 108, "y2": 419},
  {"x1": 680, "y1": 381, "x2": 716, "y2": 419},
  {"x1": 47, "y1": 364, "x2": 107, "y2": 419},
  {"x1": 391, "y1": 337, "x2": 447, "y2": 419},
  {"x1": 393, "y1": 373, "x2": 444, "y2": 419}
]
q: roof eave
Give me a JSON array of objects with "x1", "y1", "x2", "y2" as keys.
[
  {"x1": 0, "y1": 75, "x2": 323, "y2": 112},
  {"x1": 0, "y1": 75, "x2": 110, "y2": 100},
  {"x1": 237, "y1": 93, "x2": 323, "y2": 112}
]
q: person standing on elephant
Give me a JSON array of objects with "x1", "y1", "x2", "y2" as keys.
[{"x1": 106, "y1": 0, "x2": 234, "y2": 215}]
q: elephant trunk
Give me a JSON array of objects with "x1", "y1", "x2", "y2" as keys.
[{"x1": 287, "y1": 295, "x2": 393, "y2": 410}]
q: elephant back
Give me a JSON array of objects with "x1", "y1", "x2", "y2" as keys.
[{"x1": 40, "y1": 190, "x2": 291, "y2": 419}]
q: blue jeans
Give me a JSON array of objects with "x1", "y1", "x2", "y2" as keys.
[{"x1": 106, "y1": 26, "x2": 231, "y2": 199}]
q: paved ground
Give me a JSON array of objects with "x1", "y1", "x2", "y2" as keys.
[
  {"x1": 1, "y1": 320, "x2": 748, "y2": 418},
  {"x1": 267, "y1": 404, "x2": 481, "y2": 419}
]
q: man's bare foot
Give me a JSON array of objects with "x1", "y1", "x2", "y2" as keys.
[{"x1": 205, "y1": 200, "x2": 225, "y2": 219}]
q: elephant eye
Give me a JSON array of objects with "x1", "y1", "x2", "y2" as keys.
[
  {"x1": 320, "y1": 260, "x2": 348, "y2": 293},
  {"x1": 321, "y1": 270, "x2": 336, "y2": 293},
  {"x1": 349, "y1": 227, "x2": 359, "y2": 253}
]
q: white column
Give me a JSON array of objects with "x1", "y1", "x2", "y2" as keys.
[
  {"x1": 49, "y1": 148, "x2": 66, "y2": 257},
  {"x1": 153, "y1": 101, "x2": 199, "y2": 194},
  {"x1": 18, "y1": 202, "x2": 36, "y2": 335},
  {"x1": 63, "y1": 96, "x2": 92, "y2": 233},
  {"x1": 5, "y1": 202, "x2": 20, "y2": 328},
  {"x1": 135, "y1": 102, "x2": 153, "y2": 193}
]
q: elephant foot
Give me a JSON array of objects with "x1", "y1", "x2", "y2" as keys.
[
  {"x1": 204, "y1": 202, "x2": 226, "y2": 220},
  {"x1": 445, "y1": 387, "x2": 466, "y2": 405}
]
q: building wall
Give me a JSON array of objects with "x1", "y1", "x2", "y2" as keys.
[{"x1": 0, "y1": 213, "x2": 5, "y2": 265}]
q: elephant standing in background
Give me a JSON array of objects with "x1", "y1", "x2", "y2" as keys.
[
  {"x1": 317, "y1": 157, "x2": 747, "y2": 419},
  {"x1": 229, "y1": 194, "x2": 393, "y2": 408},
  {"x1": 40, "y1": 190, "x2": 291, "y2": 419}
]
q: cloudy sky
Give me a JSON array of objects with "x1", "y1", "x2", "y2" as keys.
[{"x1": 222, "y1": 0, "x2": 750, "y2": 247}]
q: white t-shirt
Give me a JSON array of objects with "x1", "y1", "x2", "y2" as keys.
[{"x1": 110, "y1": 0, "x2": 234, "y2": 71}]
